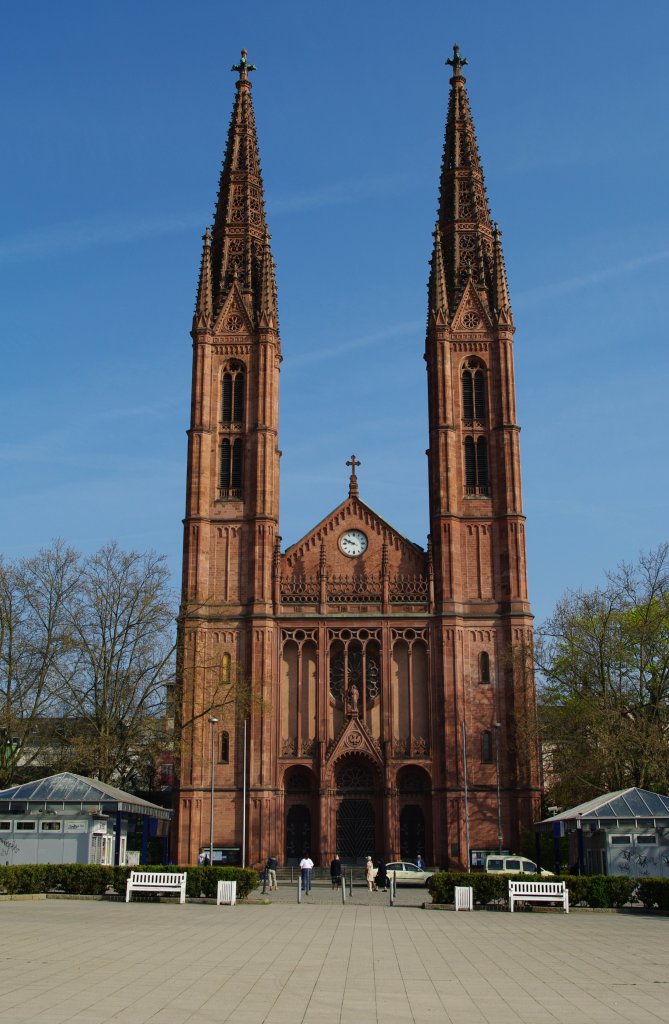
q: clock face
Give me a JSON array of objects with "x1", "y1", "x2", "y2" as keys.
[{"x1": 339, "y1": 529, "x2": 368, "y2": 557}]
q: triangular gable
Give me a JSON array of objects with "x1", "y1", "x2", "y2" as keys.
[
  {"x1": 451, "y1": 276, "x2": 492, "y2": 332},
  {"x1": 326, "y1": 716, "x2": 383, "y2": 767},
  {"x1": 213, "y1": 281, "x2": 254, "y2": 335},
  {"x1": 283, "y1": 494, "x2": 424, "y2": 570}
]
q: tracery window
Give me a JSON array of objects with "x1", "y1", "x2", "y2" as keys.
[
  {"x1": 329, "y1": 639, "x2": 381, "y2": 708},
  {"x1": 221, "y1": 364, "x2": 245, "y2": 424},
  {"x1": 462, "y1": 359, "x2": 486, "y2": 424},
  {"x1": 335, "y1": 764, "x2": 373, "y2": 791}
]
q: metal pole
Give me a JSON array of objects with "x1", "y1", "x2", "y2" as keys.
[
  {"x1": 297, "y1": 871, "x2": 302, "y2": 903},
  {"x1": 349, "y1": 869, "x2": 353, "y2": 897},
  {"x1": 341, "y1": 874, "x2": 346, "y2": 904},
  {"x1": 242, "y1": 719, "x2": 247, "y2": 868},
  {"x1": 493, "y1": 722, "x2": 503, "y2": 854},
  {"x1": 462, "y1": 720, "x2": 471, "y2": 872},
  {"x1": 209, "y1": 717, "x2": 219, "y2": 866}
]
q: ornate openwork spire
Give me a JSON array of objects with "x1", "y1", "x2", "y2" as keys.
[
  {"x1": 202, "y1": 49, "x2": 277, "y2": 326},
  {"x1": 433, "y1": 45, "x2": 499, "y2": 317},
  {"x1": 491, "y1": 222, "x2": 512, "y2": 324}
]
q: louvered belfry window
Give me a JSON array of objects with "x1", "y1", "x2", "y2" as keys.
[
  {"x1": 220, "y1": 363, "x2": 245, "y2": 498},
  {"x1": 462, "y1": 358, "x2": 489, "y2": 496},
  {"x1": 222, "y1": 365, "x2": 245, "y2": 424}
]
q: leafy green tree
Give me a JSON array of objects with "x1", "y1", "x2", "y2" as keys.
[{"x1": 537, "y1": 544, "x2": 669, "y2": 806}]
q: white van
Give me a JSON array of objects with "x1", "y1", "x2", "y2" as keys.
[{"x1": 485, "y1": 855, "x2": 554, "y2": 876}]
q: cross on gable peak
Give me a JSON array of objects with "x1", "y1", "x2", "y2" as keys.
[{"x1": 346, "y1": 454, "x2": 361, "y2": 497}]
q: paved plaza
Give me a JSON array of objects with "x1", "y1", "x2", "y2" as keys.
[{"x1": 1, "y1": 895, "x2": 668, "y2": 1024}]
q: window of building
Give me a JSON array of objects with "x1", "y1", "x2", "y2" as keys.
[
  {"x1": 481, "y1": 731, "x2": 493, "y2": 763},
  {"x1": 0, "y1": 820, "x2": 11, "y2": 831},
  {"x1": 220, "y1": 437, "x2": 243, "y2": 498},
  {"x1": 462, "y1": 359, "x2": 486, "y2": 424},
  {"x1": 464, "y1": 435, "x2": 489, "y2": 496},
  {"x1": 220, "y1": 731, "x2": 230, "y2": 764},
  {"x1": 610, "y1": 835, "x2": 632, "y2": 845},
  {"x1": 480, "y1": 651, "x2": 491, "y2": 683},
  {"x1": 15, "y1": 820, "x2": 36, "y2": 831},
  {"x1": 221, "y1": 652, "x2": 231, "y2": 685},
  {"x1": 221, "y1": 365, "x2": 245, "y2": 424},
  {"x1": 40, "y1": 820, "x2": 62, "y2": 832}
]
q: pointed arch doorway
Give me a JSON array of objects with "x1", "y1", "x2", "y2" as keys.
[{"x1": 333, "y1": 756, "x2": 379, "y2": 865}]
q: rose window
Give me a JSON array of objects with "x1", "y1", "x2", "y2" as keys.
[
  {"x1": 225, "y1": 314, "x2": 243, "y2": 333},
  {"x1": 336, "y1": 764, "x2": 373, "y2": 790},
  {"x1": 462, "y1": 311, "x2": 481, "y2": 329}
]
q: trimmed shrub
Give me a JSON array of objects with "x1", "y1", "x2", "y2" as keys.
[
  {"x1": 0, "y1": 863, "x2": 258, "y2": 899},
  {"x1": 636, "y1": 878, "x2": 669, "y2": 911},
  {"x1": 427, "y1": 871, "x2": 641, "y2": 909}
]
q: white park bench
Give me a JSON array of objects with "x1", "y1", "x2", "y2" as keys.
[
  {"x1": 454, "y1": 885, "x2": 474, "y2": 911},
  {"x1": 508, "y1": 879, "x2": 569, "y2": 913},
  {"x1": 216, "y1": 880, "x2": 237, "y2": 906},
  {"x1": 125, "y1": 871, "x2": 187, "y2": 904}
]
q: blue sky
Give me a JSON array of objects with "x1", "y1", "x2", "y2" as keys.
[{"x1": 1, "y1": 1, "x2": 668, "y2": 625}]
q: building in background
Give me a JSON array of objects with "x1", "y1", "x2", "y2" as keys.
[{"x1": 174, "y1": 47, "x2": 541, "y2": 869}]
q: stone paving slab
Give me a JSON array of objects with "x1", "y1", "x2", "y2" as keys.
[{"x1": 1, "y1": 899, "x2": 668, "y2": 1024}]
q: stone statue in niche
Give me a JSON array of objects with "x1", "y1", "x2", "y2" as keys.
[{"x1": 347, "y1": 683, "x2": 360, "y2": 715}]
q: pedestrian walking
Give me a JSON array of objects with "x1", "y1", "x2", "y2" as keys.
[
  {"x1": 416, "y1": 853, "x2": 425, "y2": 870},
  {"x1": 376, "y1": 860, "x2": 388, "y2": 892},
  {"x1": 265, "y1": 854, "x2": 278, "y2": 891},
  {"x1": 299, "y1": 854, "x2": 314, "y2": 894},
  {"x1": 330, "y1": 855, "x2": 342, "y2": 890},
  {"x1": 365, "y1": 855, "x2": 376, "y2": 891}
]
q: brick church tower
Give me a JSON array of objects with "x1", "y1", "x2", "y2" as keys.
[{"x1": 174, "y1": 47, "x2": 541, "y2": 869}]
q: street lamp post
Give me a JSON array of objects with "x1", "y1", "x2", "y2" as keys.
[
  {"x1": 493, "y1": 721, "x2": 503, "y2": 854},
  {"x1": 209, "y1": 717, "x2": 219, "y2": 866}
]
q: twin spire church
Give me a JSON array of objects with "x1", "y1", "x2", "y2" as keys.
[{"x1": 174, "y1": 47, "x2": 541, "y2": 869}]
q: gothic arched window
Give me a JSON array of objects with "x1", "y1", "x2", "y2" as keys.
[
  {"x1": 481, "y1": 730, "x2": 493, "y2": 764},
  {"x1": 480, "y1": 651, "x2": 491, "y2": 684},
  {"x1": 462, "y1": 359, "x2": 486, "y2": 424},
  {"x1": 222, "y1": 364, "x2": 245, "y2": 424},
  {"x1": 220, "y1": 731, "x2": 230, "y2": 764}
]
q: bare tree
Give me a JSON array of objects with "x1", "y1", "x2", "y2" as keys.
[
  {"x1": 536, "y1": 544, "x2": 669, "y2": 806},
  {"x1": 54, "y1": 543, "x2": 177, "y2": 786},
  {"x1": 0, "y1": 542, "x2": 79, "y2": 786}
]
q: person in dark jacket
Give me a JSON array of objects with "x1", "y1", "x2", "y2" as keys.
[
  {"x1": 375, "y1": 860, "x2": 388, "y2": 892},
  {"x1": 330, "y1": 854, "x2": 342, "y2": 890}
]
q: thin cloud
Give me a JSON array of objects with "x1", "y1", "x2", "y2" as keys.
[
  {"x1": 0, "y1": 213, "x2": 202, "y2": 264},
  {"x1": 289, "y1": 320, "x2": 422, "y2": 367},
  {"x1": 269, "y1": 172, "x2": 427, "y2": 215},
  {"x1": 516, "y1": 248, "x2": 669, "y2": 306}
]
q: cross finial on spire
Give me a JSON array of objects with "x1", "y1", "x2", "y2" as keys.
[
  {"x1": 346, "y1": 454, "x2": 361, "y2": 497},
  {"x1": 232, "y1": 48, "x2": 256, "y2": 81},
  {"x1": 446, "y1": 44, "x2": 467, "y2": 77}
]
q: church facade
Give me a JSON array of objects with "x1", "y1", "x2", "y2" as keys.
[{"x1": 174, "y1": 47, "x2": 542, "y2": 870}]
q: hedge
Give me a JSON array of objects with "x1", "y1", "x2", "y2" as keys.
[
  {"x1": 426, "y1": 871, "x2": 668, "y2": 909},
  {"x1": 0, "y1": 864, "x2": 258, "y2": 900}
]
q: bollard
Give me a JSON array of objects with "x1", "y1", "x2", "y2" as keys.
[
  {"x1": 341, "y1": 875, "x2": 346, "y2": 904},
  {"x1": 349, "y1": 869, "x2": 353, "y2": 897},
  {"x1": 297, "y1": 872, "x2": 301, "y2": 904},
  {"x1": 389, "y1": 872, "x2": 396, "y2": 906},
  {"x1": 291, "y1": 865, "x2": 294, "y2": 884}
]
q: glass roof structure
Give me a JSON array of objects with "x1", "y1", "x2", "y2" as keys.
[
  {"x1": 535, "y1": 787, "x2": 669, "y2": 833},
  {"x1": 0, "y1": 772, "x2": 172, "y2": 820}
]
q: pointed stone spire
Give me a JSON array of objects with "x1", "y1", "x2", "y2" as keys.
[
  {"x1": 434, "y1": 45, "x2": 496, "y2": 315},
  {"x1": 428, "y1": 222, "x2": 450, "y2": 323},
  {"x1": 194, "y1": 228, "x2": 213, "y2": 328},
  {"x1": 491, "y1": 222, "x2": 513, "y2": 325},
  {"x1": 206, "y1": 49, "x2": 276, "y2": 324}
]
